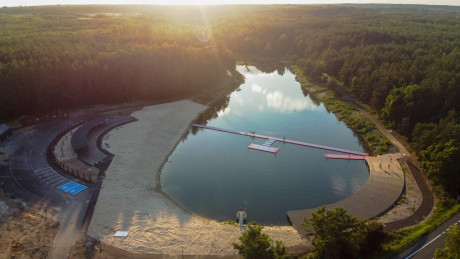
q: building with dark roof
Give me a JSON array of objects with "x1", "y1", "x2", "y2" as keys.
[{"x1": 0, "y1": 124, "x2": 12, "y2": 142}]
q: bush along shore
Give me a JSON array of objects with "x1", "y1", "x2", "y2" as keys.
[{"x1": 291, "y1": 65, "x2": 391, "y2": 155}]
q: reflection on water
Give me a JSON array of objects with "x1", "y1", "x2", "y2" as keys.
[
  {"x1": 222, "y1": 66, "x2": 318, "y2": 116},
  {"x1": 161, "y1": 65, "x2": 369, "y2": 225}
]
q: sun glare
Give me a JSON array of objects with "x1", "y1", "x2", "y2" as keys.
[
  {"x1": 3, "y1": 0, "x2": 460, "y2": 7},
  {"x1": 114, "y1": 0, "x2": 283, "y2": 5},
  {"x1": 3, "y1": 0, "x2": 304, "y2": 7}
]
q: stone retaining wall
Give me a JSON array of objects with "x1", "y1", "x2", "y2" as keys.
[{"x1": 48, "y1": 120, "x2": 99, "y2": 184}]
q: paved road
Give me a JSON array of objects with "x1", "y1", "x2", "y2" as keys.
[
  {"x1": 394, "y1": 212, "x2": 460, "y2": 259},
  {"x1": 0, "y1": 115, "x2": 135, "y2": 258},
  {"x1": 0, "y1": 120, "x2": 92, "y2": 259}
]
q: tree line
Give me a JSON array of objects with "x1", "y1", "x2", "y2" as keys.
[
  {"x1": 1, "y1": 4, "x2": 459, "y2": 195},
  {"x1": 0, "y1": 7, "x2": 235, "y2": 120}
]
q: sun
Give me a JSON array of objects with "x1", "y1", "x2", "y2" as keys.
[
  {"x1": 130, "y1": 0, "x2": 272, "y2": 5},
  {"x1": 123, "y1": 0, "x2": 231, "y2": 5}
]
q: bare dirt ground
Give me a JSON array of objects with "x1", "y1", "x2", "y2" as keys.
[
  {"x1": 0, "y1": 190, "x2": 58, "y2": 259},
  {"x1": 378, "y1": 159, "x2": 423, "y2": 223}
]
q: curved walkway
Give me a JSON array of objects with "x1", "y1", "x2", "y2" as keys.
[
  {"x1": 71, "y1": 116, "x2": 109, "y2": 151},
  {"x1": 383, "y1": 160, "x2": 434, "y2": 231},
  {"x1": 331, "y1": 87, "x2": 434, "y2": 230},
  {"x1": 354, "y1": 105, "x2": 434, "y2": 231},
  {"x1": 78, "y1": 116, "x2": 134, "y2": 166},
  {"x1": 287, "y1": 154, "x2": 405, "y2": 237}
]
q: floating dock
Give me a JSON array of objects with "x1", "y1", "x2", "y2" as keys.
[
  {"x1": 193, "y1": 124, "x2": 368, "y2": 156},
  {"x1": 263, "y1": 139, "x2": 276, "y2": 146},
  {"x1": 324, "y1": 154, "x2": 367, "y2": 160},
  {"x1": 248, "y1": 143, "x2": 280, "y2": 154}
]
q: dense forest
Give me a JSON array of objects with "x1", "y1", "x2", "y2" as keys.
[
  {"x1": 0, "y1": 4, "x2": 459, "y2": 195},
  {"x1": 0, "y1": 6, "x2": 236, "y2": 120}
]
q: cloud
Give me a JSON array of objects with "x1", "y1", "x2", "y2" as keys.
[
  {"x1": 266, "y1": 91, "x2": 317, "y2": 113},
  {"x1": 251, "y1": 83, "x2": 263, "y2": 93},
  {"x1": 217, "y1": 107, "x2": 231, "y2": 117}
]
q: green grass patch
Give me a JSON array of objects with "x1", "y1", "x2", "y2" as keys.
[
  {"x1": 397, "y1": 195, "x2": 407, "y2": 206},
  {"x1": 223, "y1": 220, "x2": 238, "y2": 226},
  {"x1": 381, "y1": 202, "x2": 460, "y2": 257}
]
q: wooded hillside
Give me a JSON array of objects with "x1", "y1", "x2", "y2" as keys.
[
  {"x1": 0, "y1": 5, "x2": 235, "y2": 119},
  {"x1": 0, "y1": 4, "x2": 459, "y2": 195}
]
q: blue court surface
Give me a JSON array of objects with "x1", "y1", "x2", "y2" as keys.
[{"x1": 58, "y1": 181, "x2": 87, "y2": 195}]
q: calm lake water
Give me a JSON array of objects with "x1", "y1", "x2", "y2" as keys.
[{"x1": 161, "y1": 65, "x2": 369, "y2": 224}]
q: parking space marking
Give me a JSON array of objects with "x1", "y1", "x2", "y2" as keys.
[
  {"x1": 35, "y1": 167, "x2": 51, "y2": 173},
  {"x1": 52, "y1": 179, "x2": 69, "y2": 187},
  {"x1": 47, "y1": 176, "x2": 65, "y2": 184},
  {"x1": 37, "y1": 169, "x2": 53, "y2": 175},
  {"x1": 33, "y1": 167, "x2": 86, "y2": 195}
]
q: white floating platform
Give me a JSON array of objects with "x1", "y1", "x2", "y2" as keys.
[
  {"x1": 114, "y1": 231, "x2": 129, "y2": 237},
  {"x1": 248, "y1": 143, "x2": 280, "y2": 154}
]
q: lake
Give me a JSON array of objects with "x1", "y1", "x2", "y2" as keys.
[{"x1": 161, "y1": 65, "x2": 369, "y2": 225}]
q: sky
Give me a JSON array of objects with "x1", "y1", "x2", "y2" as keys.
[{"x1": 2, "y1": 0, "x2": 460, "y2": 7}]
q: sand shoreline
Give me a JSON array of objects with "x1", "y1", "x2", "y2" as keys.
[
  {"x1": 88, "y1": 100, "x2": 306, "y2": 256},
  {"x1": 154, "y1": 114, "x2": 199, "y2": 216}
]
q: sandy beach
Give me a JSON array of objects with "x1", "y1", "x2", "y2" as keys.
[{"x1": 87, "y1": 100, "x2": 306, "y2": 256}]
